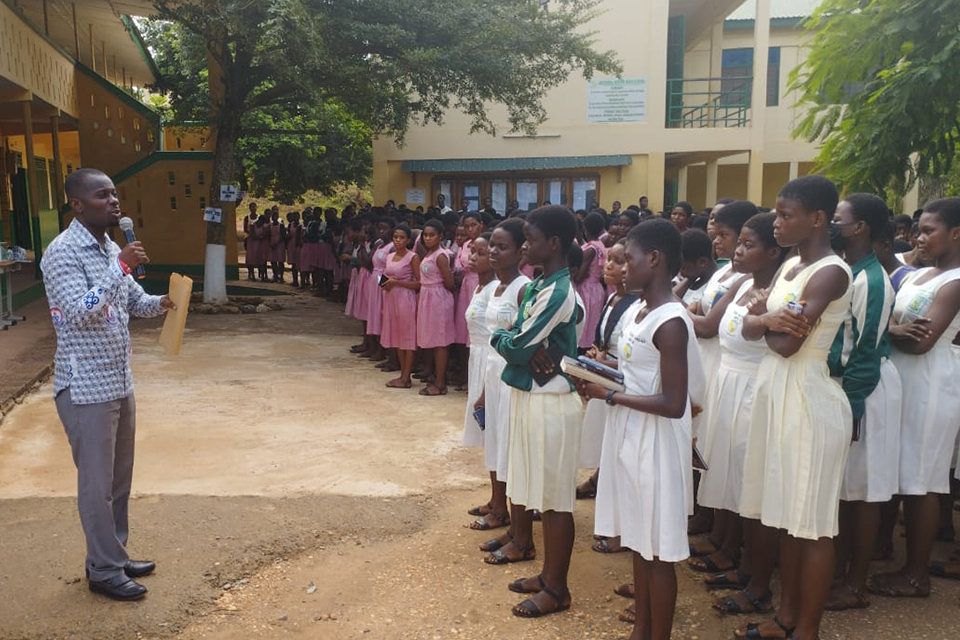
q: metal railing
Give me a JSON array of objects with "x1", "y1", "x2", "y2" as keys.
[{"x1": 666, "y1": 77, "x2": 752, "y2": 128}]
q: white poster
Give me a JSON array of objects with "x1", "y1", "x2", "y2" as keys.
[
  {"x1": 219, "y1": 184, "x2": 239, "y2": 201},
  {"x1": 588, "y1": 77, "x2": 647, "y2": 123},
  {"x1": 405, "y1": 189, "x2": 426, "y2": 205},
  {"x1": 203, "y1": 207, "x2": 223, "y2": 223}
]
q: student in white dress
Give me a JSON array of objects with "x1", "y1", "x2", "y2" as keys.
[
  {"x1": 735, "y1": 176, "x2": 853, "y2": 640},
  {"x1": 576, "y1": 219, "x2": 705, "y2": 640},
  {"x1": 675, "y1": 229, "x2": 716, "y2": 309},
  {"x1": 688, "y1": 214, "x2": 788, "y2": 621},
  {"x1": 468, "y1": 221, "x2": 531, "y2": 539},
  {"x1": 686, "y1": 201, "x2": 756, "y2": 550},
  {"x1": 823, "y1": 194, "x2": 901, "y2": 611},
  {"x1": 461, "y1": 234, "x2": 497, "y2": 446},
  {"x1": 869, "y1": 197, "x2": 960, "y2": 598}
]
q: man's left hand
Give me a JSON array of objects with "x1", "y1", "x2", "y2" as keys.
[{"x1": 160, "y1": 296, "x2": 177, "y2": 311}]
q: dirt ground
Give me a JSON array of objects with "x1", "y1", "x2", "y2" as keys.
[{"x1": 0, "y1": 289, "x2": 958, "y2": 640}]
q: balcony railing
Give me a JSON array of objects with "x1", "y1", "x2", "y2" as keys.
[{"x1": 666, "y1": 77, "x2": 752, "y2": 128}]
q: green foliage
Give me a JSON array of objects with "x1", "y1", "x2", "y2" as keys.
[
  {"x1": 137, "y1": 18, "x2": 208, "y2": 121},
  {"x1": 790, "y1": 0, "x2": 960, "y2": 198}
]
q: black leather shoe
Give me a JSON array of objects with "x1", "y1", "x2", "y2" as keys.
[
  {"x1": 124, "y1": 560, "x2": 156, "y2": 578},
  {"x1": 88, "y1": 574, "x2": 147, "y2": 601}
]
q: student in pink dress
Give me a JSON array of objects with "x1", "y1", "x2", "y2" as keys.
[
  {"x1": 574, "y1": 212, "x2": 608, "y2": 350},
  {"x1": 381, "y1": 224, "x2": 421, "y2": 388},
  {"x1": 364, "y1": 218, "x2": 397, "y2": 367},
  {"x1": 453, "y1": 213, "x2": 485, "y2": 386},
  {"x1": 269, "y1": 210, "x2": 286, "y2": 282},
  {"x1": 285, "y1": 211, "x2": 302, "y2": 288},
  {"x1": 252, "y1": 214, "x2": 271, "y2": 282},
  {"x1": 416, "y1": 219, "x2": 456, "y2": 395},
  {"x1": 314, "y1": 208, "x2": 338, "y2": 297}
]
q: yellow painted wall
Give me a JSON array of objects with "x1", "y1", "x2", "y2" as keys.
[
  {"x1": 0, "y1": 1, "x2": 79, "y2": 116},
  {"x1": 114, "y1": 158, "x2": 235, "y2": 269},
  {"x1": 162, "y1": 125, "x2": 212, "y2": 152},
  {"x1": 75, "y1": 70, "x2": 159, "y2": 177}
]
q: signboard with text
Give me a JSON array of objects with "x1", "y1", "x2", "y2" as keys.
[{"x1": 587, "y1": 77, "x2": 647, "y2": 124}]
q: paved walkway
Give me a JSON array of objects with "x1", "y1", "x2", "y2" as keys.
[{"x1": 0, "y1": 296, "x2": 55, "y2": 423}]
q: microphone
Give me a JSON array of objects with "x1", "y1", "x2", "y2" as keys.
[{"x1": 118, "y1": 217, "x2": 146, "y2": 279}]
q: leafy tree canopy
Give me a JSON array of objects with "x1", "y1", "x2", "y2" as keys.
[{"x1": 791, "y1": 0, "x2": 960, "y2": 198}]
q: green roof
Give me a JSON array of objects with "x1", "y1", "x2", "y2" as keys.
[{"x1": 401, "y1": 155, "x2": 632, "y2": 173}]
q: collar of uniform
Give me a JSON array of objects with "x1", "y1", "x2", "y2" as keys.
[
  {"x1": 850, "y1": 252, "x2": 879, "y2": 277},
  {"x1": 532, "y1": 266, "x2": 570, "y2": 291},
  {"x1": 67, "y1": 217, "x2": 115, "y2": 255}
]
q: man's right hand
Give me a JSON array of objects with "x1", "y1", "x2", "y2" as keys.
[{"x1": 119, "y1": 242, "x2": 149, "y2": 269}]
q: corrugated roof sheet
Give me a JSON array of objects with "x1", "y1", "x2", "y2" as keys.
[
  {"x1": 727, "y1": 0, "x2": 822, "y2": 20},
  {"x1": 401, "y1": 155, "x2": 632, "y2": 173}
]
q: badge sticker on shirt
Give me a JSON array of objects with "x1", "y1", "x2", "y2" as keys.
[
  {"x1": 82, "y1": 290, "x2": 101, "y2": 310},
  {"x1": 725, "y1": 311, "x2": 743, "y2": 337},
  {"x1": 422, "y1": 263, "x2": 431, "y2": 275},
  {"x1": 622, "y1": 341, "x2": 633, "y2": 359},
  {"x1": 50, "y1": 307, "x2": 65, "y2": 327},
  {"x1": 104, "y1": 304, "x2": 119, "y2": 325}
]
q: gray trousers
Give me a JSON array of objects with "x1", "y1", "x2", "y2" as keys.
[{"x1": 54, "y1": 388, "x2": 136, "y2": 581}]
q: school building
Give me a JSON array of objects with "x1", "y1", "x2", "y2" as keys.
[
  {"x1": 0, "y1": 0, "x2": 231, "y2": 311},
  {"x1": 373, "y1": 0, "x2": 915, "y2": 216}
]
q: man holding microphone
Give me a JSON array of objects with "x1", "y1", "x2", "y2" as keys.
[{"x1": 41, "y1": 168, "x2": 175, "y2": 601}]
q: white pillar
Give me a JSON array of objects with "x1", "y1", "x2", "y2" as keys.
[
  {"x1": 747, "y1": 0, "x2": 771, "y2": 205},
  {"x1": 789, "y1": 161, "x2": 799, "y2": 181},
  {"x1": 677, "y1": 166, "x2": 689, "y2": 202},
  {"x1": 706, "y1": 159, "x2": 719, "y2": 206}
]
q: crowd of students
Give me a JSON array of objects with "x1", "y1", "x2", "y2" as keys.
[{"x1": 245, "y1": 181, "x2": 960, "y2": 640}]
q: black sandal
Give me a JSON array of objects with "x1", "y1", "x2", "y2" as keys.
[
  {"x1": 740, "y1": 616, "x2": 794, "y2": 639},
  {"x1": 468, "y1": 503, "x2": 492, "y2": 517},
  {"x1": 479, "y1": 531, "x2": 511, "y2": 553},
  {"x1": 714, "y1": 588, "x2": 773, "y2": 615},
  {"x1": 705, "y1": 569, "x2": 751, "y2": 590},
  {"x1": 592, "y1": 537, "x2": 625, "y2": 554},
  {"x1": 576, "y1": 475, "x2": 598, "y2": 500},
  {"x1": 485, "y1": 542, "x2": 535, "y2": 565},
  {"x1": 470, "y1": 511, "x2": 510, "y2": 531},
  {"x1": 687, "y1": 551, "x2": 738, "y2": 573},
  {"x1": 508, "y1": 575, "x2": 544, "y2": 594},
  {"x1": 512, "y1": 584, "x2": 570, "y2": 618}
]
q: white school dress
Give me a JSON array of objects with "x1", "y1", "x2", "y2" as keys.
[
  {"x1": 891, "y1": 267, "x2": 960, "y2": 495},
  {"x1": 594, "y1": 301, "x2": 704, "y2": 562},
  {"x1": 482, "y1": 275, "x2": 531, "y2": 480},
  {"x1": 692, "y1": 262, "x2": 740, "y2": 438},
  {"x1": 578, "y1": 294, "x2": 631, "y2": 469},
  {"x1": 698, "y1": 279, "x2": 768, "y2": 513},
  {"x1": 462, "y1": 280, "x2": 498, "y2": 447},
  {"x1": 835, "y1": 263, "x2": 902, "y2": 504},
  {"x1": 740, "y1": 255, "x2": 853, "y2": 540}
]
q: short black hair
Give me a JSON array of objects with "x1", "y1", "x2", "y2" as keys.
[
  {"x1": 924, "y1": 197, "x2": 960, "y2": 228},
  {"x1": 379, "y1": 216, "x2": 396, "y2": 229},
  {"x1": 64, "y1": 168, "x2": 109, "y2": 199},
  {"x1": 714, "y1": 200, "x2": 759, "y2": 234},
  {"x1": 877, "y1": 219, "x2": 895, "y2": 244},
  {"x1": 495, "y1": 218, "x2": 526, "y2": 250},
  {"x1": 423, "y1": 218, "x2": 444, "y2": 235},
  {"x1": 673, "y1": 201, "x2": 693, "y2": 217},
  {"x1": 619, "y1": 209, "x2": 640, "y2": 227},
  {"x1": 681, "y1": 228, "x2": 713, "y2": 261},
  {"x1": 461, "y1": 211, "x2": 483, "y2": 225},
  {"x1": 778, "y1": 175, "x2": 839, "y2": 216},
  {"x1": 893, "y1": 238, "x2": 913, "y2": 253},
  {"x1": 843, "y1": 193, "x2": 890, "y2": 242},
  {"x1": 690, "y1": 214, "x2": 708, "y2": 231},
  {"x1": 526, "y1": 205, "x2": 578, "y2": 253},
  {"x1": 743, "y1": 212, "x2": 789, "y2": 260},
  {"x1": 394, "y1": 223, "x2": 412, "y2": 239},
  {"x1": 893, "y1": 213, "x2": 914, "y2": 228},
  {"x1": 584, "y1": 211, "x2": 606, "y2": 237},
  {"x1": 715, "y1": 197, "x2": 736, "y2": 206},
  {"x1": 626, "y1": 218, "x2": 682, "y2": 277}
]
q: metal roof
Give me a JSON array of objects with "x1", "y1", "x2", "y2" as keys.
[
  {"x1": 401, "y1": 155, "x2": 632, "y2": 173},
  {"x1": 727, "y1": 0, "x2": 822, "y2": 20},
  {"x1": 10, "y1": 0, "x2": 158, "y2": 85}
]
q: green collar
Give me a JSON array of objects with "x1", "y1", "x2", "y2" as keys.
[{"x1": 850, "y1": 252, "x2": 879, "y2": 277}]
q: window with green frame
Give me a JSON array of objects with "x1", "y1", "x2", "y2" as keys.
[{"x1": 721, "y1": 47, "x2": 781, "y2": 107}]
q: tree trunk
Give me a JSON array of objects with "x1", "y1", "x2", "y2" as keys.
[{"x1": 203, "y1": 100, "x2": 241, "y2": 303}]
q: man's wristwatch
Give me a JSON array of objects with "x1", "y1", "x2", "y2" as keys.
[{"x1": 605, "y1": 389, "x2": 617, "y2": 406}]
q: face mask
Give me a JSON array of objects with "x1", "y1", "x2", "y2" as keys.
[{"x1": 829, "y1": 222, "x2": 848, "y2": 253}]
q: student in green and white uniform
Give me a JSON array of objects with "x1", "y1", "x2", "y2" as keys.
[
  {"x1": 825, "y1": 194, "x2": 901, "y2": 611},
  {"x1": 490, "y1": 206, "x2": 583, "y2": 619}
]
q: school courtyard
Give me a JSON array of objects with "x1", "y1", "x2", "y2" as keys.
[{"x1": 0, "y1": 291, "x2": 956, "y2": 640}]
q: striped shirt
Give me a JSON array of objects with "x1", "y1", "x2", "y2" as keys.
[
  {"x1": 490, "y1": 267, "x2": 579, "y2": 393},
  {"x1": 828, "y1": 252, "x2": 895, "y2": 421},
  {"x1": 40, "y1": 219, "x2": 166, "y2": 405}
]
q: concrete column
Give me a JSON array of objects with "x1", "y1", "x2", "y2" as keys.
[
  {"x1": 21, "y1": 100, "x2": 42, "y2": 259},
  {"x1": 747, "y1": 0, "x2": 771, "y2": 205},
  {"x1": 647, "y1": 152, "x2": 666, "y2": 213},
  {"x1": 50, "y1": 114, "x2": 64, "y2": 208},
  {"x1": 789, "y1": 161, "x2": 799, "y2": 181},
  {"x1": 706, "y1": 159, "x2": 719, "y2": 206},
  {"x1": 677, "y1": 165, "x2": 689, "y2": 202},
  {"x1": 646, "y1": 0, "x2": 671, "y2": 129},
  {"x1": 903, "y1": 163, "x2": 920, "y2": 215}
]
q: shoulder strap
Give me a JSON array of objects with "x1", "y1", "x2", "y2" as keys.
[{"x1": 597, "y1": 293, "x2": 640, "y2": 349}]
